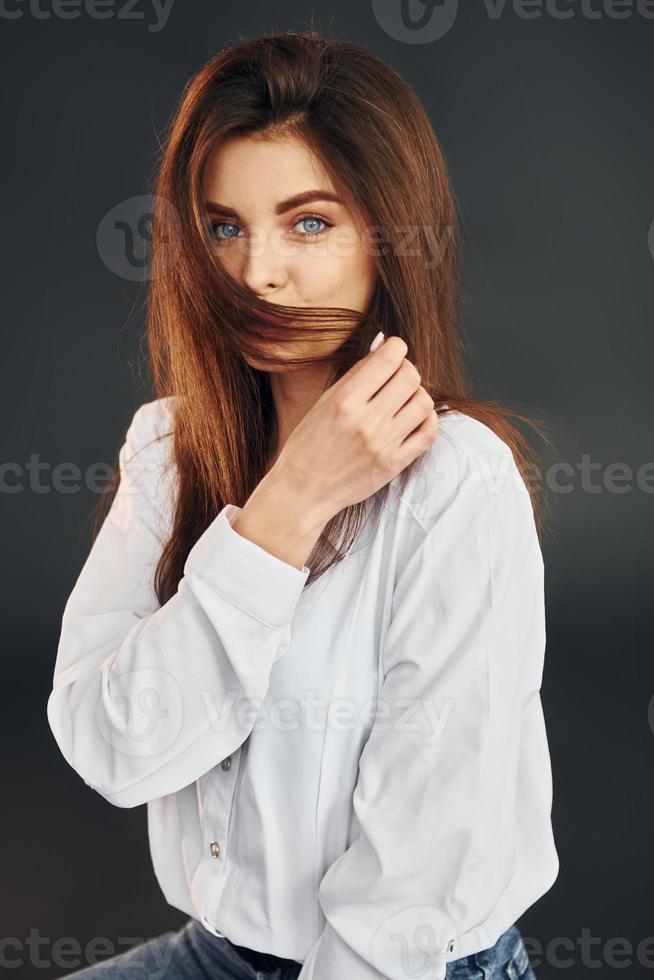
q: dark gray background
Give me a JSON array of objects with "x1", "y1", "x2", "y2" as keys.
[{"x1": 2, "y1": 2, "x2": 652, "y2": 978}]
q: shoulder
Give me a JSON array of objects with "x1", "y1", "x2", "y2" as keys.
[
  {"x1": 119, "y1": 397, "x2": 177, "y2": 512},
  {"x1": 125, "y1": 395, "x2": 176, "y2": 452},
  {"x1": 395, "y1": 410, "x2": 534, "y2": 530},
  {"x1": 435, "y1": 410, "x2": 515, "y2": 461}
]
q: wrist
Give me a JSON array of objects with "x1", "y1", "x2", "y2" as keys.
[
  {"x1": 259, "y1": 465, "x2": 332, "y2": 537},
  {"x1": 231, "y1": 470, "x2": 330, "y2": 573}
]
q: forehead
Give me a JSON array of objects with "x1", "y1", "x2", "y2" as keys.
[{"x1": 201, "y1": 133, "x2": 337, "y2": 206}]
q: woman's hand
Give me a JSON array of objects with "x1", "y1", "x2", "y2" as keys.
[{"x1": 269, "y1": 335, "x2": 438, "y2": 524}]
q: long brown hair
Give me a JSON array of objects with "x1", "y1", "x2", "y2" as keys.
[{"x1": 94, "y1": 30, "x2": 554, "y2": 604}]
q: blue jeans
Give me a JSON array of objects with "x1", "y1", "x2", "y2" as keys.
[{"x1": 59, "y1": 916, "x2": 536, "y2": 979}]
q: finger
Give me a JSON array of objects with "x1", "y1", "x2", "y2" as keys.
[{"x1": 334, "y1": 336, "x2": 409, "y2": 401}]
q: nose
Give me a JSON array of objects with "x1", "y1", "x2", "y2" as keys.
[{"x1": 237, "y1": 229, "x2": 289, "y2": 297}]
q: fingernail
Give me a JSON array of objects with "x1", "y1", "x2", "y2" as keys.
[{"x1": 369, "y1": 331, "x2": 385, "y2": 353}]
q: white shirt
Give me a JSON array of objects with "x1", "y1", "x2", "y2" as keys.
[{"x1": 47, "y1": 395, "x2": 559, "y2": 980}]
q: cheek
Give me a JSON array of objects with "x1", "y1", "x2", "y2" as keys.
[
  {"x1": 295, "y1": 237, "x2": 374, "y2": 301},
  {"x1": 210, "y1": 247, "x2": 235, "y2": 276},
  {"x1": 294, "y1": 252, "x2": 345, "y2": 298}
]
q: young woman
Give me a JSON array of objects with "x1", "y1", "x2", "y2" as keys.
[{"x1": 47, "y1": 30, "x2": 559, "y2": 980}]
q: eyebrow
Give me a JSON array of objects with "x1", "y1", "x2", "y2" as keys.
[{"x1": 204, "y1": 189, "x2": 345, "y2": 219}]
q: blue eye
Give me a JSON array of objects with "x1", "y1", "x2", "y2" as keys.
[
  {"x1": 210, "y1": 221, "x2": 241, "y2": 240},
  {"x1": 297, "y1": 216, "x2": 324, "y2": 235},
  {"x1": 206, "y1": 213, "x2": 332, "y2": 244}
]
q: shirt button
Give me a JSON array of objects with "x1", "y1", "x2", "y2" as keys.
[
  {"x1": 210, "y1": 841, "x2": 221, "y2": 858},
  {"x1": 221, "y1": 756, "x2": 231, "y2": 771}
]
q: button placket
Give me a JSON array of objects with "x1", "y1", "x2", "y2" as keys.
[
  {"x1": 200, "y1": 746, "x2": 244, "y2": 932},
  {"x1": 206, "y1": 757, "x2": 233, "y2": 857},
  {"x1": 203, "y1": 753, "x2": 239, "y2": 854}
]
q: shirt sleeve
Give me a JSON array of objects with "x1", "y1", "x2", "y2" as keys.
[
  {"x1": 46, "y1": 401, "x2": 310, "y2": 809},
  {"x1": 297, "y1": 444, "x2": 549, "y2": 980}
]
